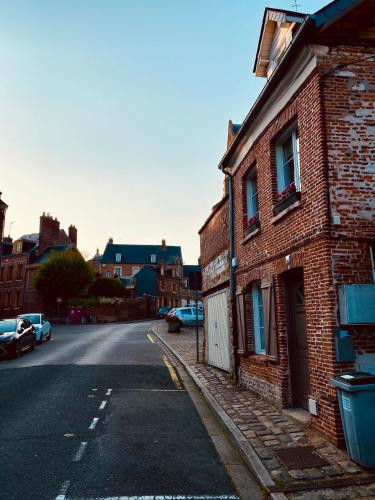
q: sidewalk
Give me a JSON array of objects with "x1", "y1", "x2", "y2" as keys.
[{"x1": 150, "y1": 321, "x2": 375, "y2": 500}]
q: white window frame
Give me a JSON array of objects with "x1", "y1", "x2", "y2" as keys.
[
  {"x1": 275, "y1": 124, "x2": 300, "y2": 193},
  {"x1": 114, "y1": 267, "x2": 122, "y2": 277},
  {"x1": 246, "y1": 166, "x2": 259, "y2": 220},
  {"x1": 150, "y1": 254, "x2": 157, "y2": 263},
  {"x1": 105, "y1": 271, "x2": 112, "y2": 278},
  {"x1": 115, "y1": 253, "x2": 122, "y2": 263},
  {"x1": 252, "y1": 282, "x2": 265, "y2": 355},
  {"x1": 132, "y1": 267, "x2": 140, "y2": 275}
]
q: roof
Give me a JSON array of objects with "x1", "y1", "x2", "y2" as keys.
[
  {"x1": 19, "y1": 233, "x2": 39, "y2": 243},
  {"x1": 30, "y1": 244, "x2": 72, "y2": 264},
  {"x1": 101, "y1": 243, "x2": 182, "y2": 265},
  {"x1": 219, "y1": 0, "x2": 365, "y2": 171},
  {"x1": 198, "y1": 194, "x2": 229, "y2": 234}
]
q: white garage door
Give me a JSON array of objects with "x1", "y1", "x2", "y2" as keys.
[{"x1": 206, "y1": 289, "x2": 230, "y2": 371}]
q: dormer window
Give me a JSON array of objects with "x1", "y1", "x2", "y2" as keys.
[
  {"x1": 115, "y1": 253, "x2": 122, "y2": 263},
  {"x1": 150, "y1": 254, "x2": 157, "y2": 263}
]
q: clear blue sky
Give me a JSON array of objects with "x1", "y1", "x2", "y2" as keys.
[{"x1": 0, "y1": 0, "x2": 327, "y2": 263}]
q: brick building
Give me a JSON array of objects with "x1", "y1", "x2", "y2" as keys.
[
  {"x1": 180, "y1": 265, "x2": 202, "y2": 307},
  {"x1": 201, "y1": 0, "x2": 375, "y2": 446},
  {"x1": 199, "y1": 184, "x2": 233, "y2": 373},
  {"x1": 0, "y1": 208, "x2": 78, "y2": 318},
  {"x1": 93, "y1": 239, "x2": 183, "y2": 309}
]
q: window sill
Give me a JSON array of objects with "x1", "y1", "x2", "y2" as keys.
[
  {"x1": 271, "y1": 199, "x2": 302, "y2": 224},
  {"x1": 242, "y1": 227, "x2": 260, "y2": 244}
]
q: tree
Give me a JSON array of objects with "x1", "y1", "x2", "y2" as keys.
[
  {"x1": 34, "y1": 250, "x2": 95, "y2": 303},
  {"x1": 89, "y1": 276, "x2": 127, "y2": 298}
]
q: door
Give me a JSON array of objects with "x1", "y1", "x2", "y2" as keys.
[
  {"x1": 206, "y1": 289, "x2": 230, "y2": 371},
  {"x1": 285, "y1": 269, "x2": 310, "y2": 409}
]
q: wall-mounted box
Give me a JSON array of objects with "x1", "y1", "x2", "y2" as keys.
[
  {"x1": 334, "y1": 328, "x2": 355, "y2": 362},
  {"x1": 339, "y1": 284, "x2": 375, "y2": 325}
]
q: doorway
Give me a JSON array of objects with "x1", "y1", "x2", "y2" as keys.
[{"x1": 285, "y1": 268, "x2": 310, "y2": 409}]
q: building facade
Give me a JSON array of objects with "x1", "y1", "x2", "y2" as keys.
[
  {"x1": 201, "y1": 0, "x2": 375, "y2": 446},
  {"x1": 93, "y1": 239, "x2": 184, "y2": 309},
  {"x1": 0, "y1": 209, "x2": 78, "y2": 318}
]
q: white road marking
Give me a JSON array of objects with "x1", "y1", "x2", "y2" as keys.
[
  {"x1": 91, "y1": 389, "x2": 98, "y2": 391},
  {"x1": 111, "y1": 388, "x2": 185, "y2": 392},
  {"x1": 89, "y1": 417, "x2": 99, "y2": 430},
  {"x1": 147, "y1": 333, "x2": 155, "y2": 343},
  {"x1": 72, "y1": 442, "x2": 88, "y2": 462},
  {"x1": 99, "y1": 400, "x2": 107, "y2": 410},
  {"x1": 55, "y1": 479, "x2": 70, "y2": 500},
  {"x1": 106, "y1": 388, "x2": 112, "y2": 396},
  {"x1": 66, "y1": 496, "x2": 239, "y2": 499}
]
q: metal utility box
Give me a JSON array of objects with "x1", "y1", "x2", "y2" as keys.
[
  {"x1": 331, "y1": 372, "x2": 375, "y2": 467},
  {"x1": 339, "y1": 284, "x2": 375, "y2": 325}
]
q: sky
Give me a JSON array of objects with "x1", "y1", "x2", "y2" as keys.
[{"x1": 0, "y1": 0, "x2": 327, "y2": 263}]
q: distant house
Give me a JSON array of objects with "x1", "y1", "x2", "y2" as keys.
[
  {"x1": 180, "y1": 265, "x2": 202, "y2": 307},
  {"x1": 93, "y1": 239, "x2": 183, "y2": 309},
  {"x1": 0, "y1": 208, "x2": 78, "y2": 317}
]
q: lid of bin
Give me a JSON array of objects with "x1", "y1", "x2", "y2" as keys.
[{"x1": 333, "y1": 372, "x2": 375, "y2": 386}]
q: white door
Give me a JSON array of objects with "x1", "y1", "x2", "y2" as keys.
[{"x1": 206, "y1": 289, "x2": 230, "y2": 371}]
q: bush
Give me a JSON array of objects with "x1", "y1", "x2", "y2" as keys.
[{"x1": 89, "y1": 277, "x2": 127, "y2": 298}]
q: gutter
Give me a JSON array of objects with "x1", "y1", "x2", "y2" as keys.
[{"x1": 220, "y1": 167, "x2": 239, "y2": 384}]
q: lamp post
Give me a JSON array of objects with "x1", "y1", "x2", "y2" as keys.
[{"x1": 56, "y1": 297, "x2": 62, "y2": 323}]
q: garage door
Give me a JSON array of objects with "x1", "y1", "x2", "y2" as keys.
[{"x1": 206, "y1": 289, "x2": 230, "y2": 371}]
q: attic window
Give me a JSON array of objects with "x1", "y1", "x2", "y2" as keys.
[
  {"x1": 150, "y1": 254, "x2": 157, "y2": 263},
  {"x1": 115, "y1": 253, "x2": 122, "y2": 263}
]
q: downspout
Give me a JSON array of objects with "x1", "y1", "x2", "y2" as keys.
[{"x1": 221, "y1": 167, "x2": 239, "y2": 384}]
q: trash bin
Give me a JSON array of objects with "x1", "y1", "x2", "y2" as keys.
[{"x1": 331, "y1": 372, "x2": 375, "y2": 467}]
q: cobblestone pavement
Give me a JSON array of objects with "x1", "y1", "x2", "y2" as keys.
[{"x1": 151, "y1": 321, "x2": 375, "y2": 500}]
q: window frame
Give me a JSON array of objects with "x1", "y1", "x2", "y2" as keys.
[
  {"x1": 115, "y1": 253, "x2": 122, "y2": 263},
  {"x1": 114, "y1": 267, "x2": 122, "y2": 277},
  {"x1": 251, "y1": 281, "x2": 266, "y2": 355},
  {"x1": 275, "y1": 123, "x2": 300, "y2": 194},
  {"x1": 246, "y1": 166, "x2": 259, "y2": 221}
]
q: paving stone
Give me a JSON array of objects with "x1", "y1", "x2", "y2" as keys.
[
  {"x1": 243, "y1": 430, "x2": 256, "y2": 438},
  {"x1": 254, "y1": 447, "x2": 273, "y2": 459},
  {"x1": 279, "y1": 434, "x2": 293, "y2": 443},
  {"x1": 264, "y1": 440, "x2": 280, "y2": 447},
  {"x1": 305, "y1": 467, "x2": 325, "y2": 479},
  {"x1": 336, "y1": 461, "x2": 361, "y2": 474},
  {"x1": 289, "y1": 469, "x2": 309, "y2": 480},
  {"x1": 263, "y1": 458, "x2": 280, "y2": 470},
  {"x1": 292, "y1": 493, "x2": 323, "y2": 500},
  {"x1": 320, "y1": 465, "x2": 343, "y2": 476},
  {"x1": 270, "y1": 469, "x2": 289, "y2": 483}
]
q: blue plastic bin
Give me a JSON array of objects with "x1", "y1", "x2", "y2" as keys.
[{"x1": 331, "y1": 372, "x2": 375, "y2": 468}]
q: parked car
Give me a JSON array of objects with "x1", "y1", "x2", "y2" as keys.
[
  {"x1": 156, "y1": 306, "x2": 172, "y2": 318},
  {"x1": 0, "y1": 318, "x2": 36, "y2": 359},
  {"x1": 18, "y1": 313, "x2": 52, "y2": 343},
  {"x1": 173, "y1": 307, "x2": 204, "y2": 326}
]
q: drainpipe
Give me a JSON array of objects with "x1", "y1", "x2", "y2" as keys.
[{"x1": 221, "y1": 167, "x2": 239, "y2": 384}]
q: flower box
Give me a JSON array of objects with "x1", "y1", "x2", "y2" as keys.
[
  {"x1": 273, "y1": 189, "x2": 301, "y2": 215},
  {"x1": 166, "y1": 314, "x2": 181, "y2": 333},
  {"x1": 244, "y1": 218, "x2": 260, "y2": 237}
]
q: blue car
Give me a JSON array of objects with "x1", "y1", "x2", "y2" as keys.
[
  {"x1": 174, "y1": 307, "x2": 204, "y2": 326},
  {"x1": 18, "y1": 313, "x2": 52, "y2": 343}
]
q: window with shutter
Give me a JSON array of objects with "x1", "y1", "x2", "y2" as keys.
[
  {"x1": 236, "y1": 292, "x2": 247, "y2": 355},
  {"x1": 252, "y1": 282, "x2": 265, "y2": 354},
  {"x1": 261, "y1": 278, "x2": 278, "y2": 361}
]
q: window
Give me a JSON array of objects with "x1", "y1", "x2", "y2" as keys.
[
  {"x1": 114, "y1": 267, "x2": 122, "y2": 277},
  {"x1": 132, "y1": 267, "x2": 140, "y2": 275},
  {"x1": 252, "y1": 282, "x2": 265, "y2": 355},
  {"x1": 172, "y1": 282, "x2": 176, "y2": 293},
  {"x1": 115, "y1": 253, "x2": 122, "y2": 263},
  {"x1": 0, "y1": 267, "x2": 3, "y2": 281},
  {"x1": 17, "y1": 264, "x2": 23, "y2": 280},
  {"x1": 4, "y1": 291, "x2": 10, "y2": 308},
  {"x1": 275, "y1": 124, "x2": 300, "y2": 193},
  {"x1": 105, "y1": 271, "x2": 112, "y2": 278},
  {"x1": 246, "y1": 166, "x2": 259, "y2": 224},
  {"x1": 160, "y1": 280, "x2": 165, "y2": 292},
  {"x1": 7, "y1": 265, "x2": 13, "y2": 281},
  {"x1": 150, "y1": 254, "x2": 157, "y2": 263},
  {"x1": 15, "y1": 290, "x2": 21, "y2": 307},
  {"x1": 15, "y1": 241, "x2": 22, "y2": 253}
]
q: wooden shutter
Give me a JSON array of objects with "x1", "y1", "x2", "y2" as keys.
[
  {"x1": 261, "y1": 279, "x2": 278, "y2": 361},
  {"x1": 236, "y1": 292, "x2": 247, "y2": 355}
]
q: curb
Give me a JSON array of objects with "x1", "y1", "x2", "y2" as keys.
[{"x1": 150, "y1": 326, "x2": 288, "y2": 500}]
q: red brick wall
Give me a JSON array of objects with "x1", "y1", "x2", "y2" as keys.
[
  {"x1": 199, "y1": 195, "x2": 230, "y2": 292},
  {"x1": 230, "y1": 45, "x2": 375, "y2": 445}
]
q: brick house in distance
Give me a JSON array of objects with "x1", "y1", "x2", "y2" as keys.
[
  {"x1": 93, "y1": 239, "x2": 183, "y2": 309},
  {"x1": 201, "y1": 0, "x2": 375, "y2": 446},
  {"x1": 0, "y1": 208, "x2": 78, "y2": 318}
]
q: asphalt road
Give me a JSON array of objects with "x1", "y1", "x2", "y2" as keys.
[{"x1": 0, "y1": 322, "x2": 239, "y2": 500}]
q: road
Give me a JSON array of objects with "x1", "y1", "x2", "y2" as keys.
[{"x1": 0, "y1": 321, "x2": 241, "y2": 500}]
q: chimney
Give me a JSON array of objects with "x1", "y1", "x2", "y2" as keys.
[
  {"x1": 0, "y1": 193, "x2": 8, "y2": 251},
  {"x1": 161, "y1": 238, "x2": 166, "y2": 250},
  {"x1": 39, "y1": 212, "x2": 60, "y2": 251},
  {"x1": 68, "y1": 224, "x2": 77, "y2": 248},
  {"x1": 108, "y1": 237, "x2": 113, "y2": 244}
]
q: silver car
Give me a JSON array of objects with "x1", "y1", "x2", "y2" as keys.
[{"x1": 18, "y1": 313, "x2": 52, "y2": 343}]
